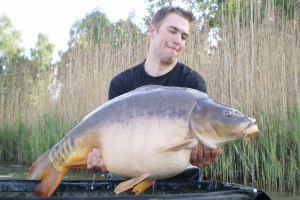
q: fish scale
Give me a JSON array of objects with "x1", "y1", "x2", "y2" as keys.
[{"x1": 49, "y1": 137, "x2": 75, "y2": 172}]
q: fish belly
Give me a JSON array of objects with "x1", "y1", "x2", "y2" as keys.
[{"x1": 100, "y1": 117, "x2": 192, "y2": 179}]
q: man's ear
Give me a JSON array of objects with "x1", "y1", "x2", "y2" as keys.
[{"x1": 148, "y1": 24, "x2": 156, "y2": 39}]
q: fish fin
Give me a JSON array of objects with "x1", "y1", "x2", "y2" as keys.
[
  {"x1": 132, "y1": 179, "x2": 155, "y2": 195},
  {"x1": 27, "y1": 149, "x2": 52, "y2": 180},
  {"x1": 27, "y1": 149, "x2": 68, "y2": 197},
  {"x1": 65, "y1": 157, "x2": 88, "y2": 168},
  {"x1": 114, "y1": 174, "x2": 148, "y2": 194},
  {"x1": 155, "y1": 138, "x2": 198, "y2": 153},
  {"x1": 35, "y1": 168, "x2": 66, "y2": 197},
  {"x1": 69, "y1": 165, "x2": 87, "y2": 168},
  {"x1": 190, "y1": 126, "x2": 218, "y2": 149}
]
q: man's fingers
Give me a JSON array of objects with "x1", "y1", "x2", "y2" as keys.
[
  {"x1": 190, "y1": 146, "x2": 198, "y2": 166},
  {"x1": 98, "y1": 149, "x2": 107, "y2": 172},
  {"x1": 197, "y1": 144, "x2": 204, "y2": 166},
  {"x1": 87, "y1": 148, "x2": 104, "y2": 172},
  {"x1": 210, "y1": 147, "x2": 222, "y2": 162},
  {"x1": 203, "y1": 146, "x2": 211, "y2": 165},
  {"x1": 190, "y1": 143, "x2": 223, "y2": 167}
]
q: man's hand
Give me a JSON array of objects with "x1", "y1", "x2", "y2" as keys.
[
  {"x1": 190, "y1": 143, "x2": 222, "y2": 167},
  {"x1": 87, "y1": 148, "x2": 108, "y2": 173}
]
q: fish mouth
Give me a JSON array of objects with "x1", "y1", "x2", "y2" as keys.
[{"x1": 244, "y1": 123, "x2": 260, "y2": 138}]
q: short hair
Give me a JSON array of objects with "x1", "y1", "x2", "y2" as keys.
[{"x1": 151, "y1": 6, "x2": 196, "y2": 29}]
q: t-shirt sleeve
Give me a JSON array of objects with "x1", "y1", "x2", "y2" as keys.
[
  {"x1": 108, "y1": 70, "x2": 132, "y2": 100},
  {"x1": 108, "y1": 79, "x2": 121, "y2": 100},
  {"x1": 186, "y1": 71, "x2": 207, "y2": 93},
  {"x1": 189, "y1": 80, "x2": 207, "y2": 93}
]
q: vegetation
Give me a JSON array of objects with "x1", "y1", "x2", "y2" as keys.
[
  {"x1": 0, "y1": 0, "x2": 299, "y2": 193},
  {"x1": 0, "y1": 14, "x2": 26, "y2": 75}
]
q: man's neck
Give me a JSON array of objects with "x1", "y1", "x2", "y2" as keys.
[{"x1": 144, "y1": 58, "x2": 177, "y2": 77}]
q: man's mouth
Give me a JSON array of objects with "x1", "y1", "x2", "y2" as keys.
[
  {"x1": 169, "y1": 46, "x2": 177, "y2": 50},
  {"x1": 166, "y1": 46, "x2": 178, "y2": 55}
]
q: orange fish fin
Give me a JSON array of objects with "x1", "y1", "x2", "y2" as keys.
[
  {"x1": 27, "y1": 149, "x2": 69, "y2": 197},
  {"x1": 114, "y1": 174, "x2": 148, "y2": 194},
  {"x1": 28, "y1": 149, "x2": 52, "y2": 180},
  {"x1": 132, "y1": 179, "x2": 155, "y2": 195},
  {"x1": 66, "y1": 159, "x2": 88, "y2": 169},
  {"x1": 69, "y1": 165, "x2": 87, "y2": 169},
  {"x1": 35, "y1": 168, "x2": 66, "y2": 197},
  {"x1": 155, "y1": 138, "x2": 198, "y2": 153}
]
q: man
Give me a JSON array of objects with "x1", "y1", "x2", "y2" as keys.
[{"x1": 87, "y1": 6, "x2": 222, "y2": 179}]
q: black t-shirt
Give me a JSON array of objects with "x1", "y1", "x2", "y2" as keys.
[{"x1": 108, "y1": 61, "x2": 207, "y2": 100}]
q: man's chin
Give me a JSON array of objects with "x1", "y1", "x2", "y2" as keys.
[{"x1": 162, "y1": 57, "x2": 178, "y2": 65}]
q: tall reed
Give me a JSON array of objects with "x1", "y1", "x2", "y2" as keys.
[{"x1": 0, "y1": 0, "x2": 299, "y2": 192}]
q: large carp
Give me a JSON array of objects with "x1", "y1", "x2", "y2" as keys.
[{"x1": 28, "y1": 85, "x2": 259, "y2": 197}]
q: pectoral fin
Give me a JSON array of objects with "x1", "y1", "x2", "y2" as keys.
[
  {"x1": 190, "y1": 125, "x2": 218, "y2": 149},
  {"x1": 132, "y1": 179, "x2": 155, "y2": 195},
  {"x1": 114, "y1": 174, "x2": 148, "y2": 194},
  {"x1": 155, "y1": 138, "x2": 198, "y2": 153}
]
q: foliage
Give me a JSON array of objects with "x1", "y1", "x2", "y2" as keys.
[
  {"x1": 0, "y1": 112, "x2": 75, "y2": 163},
  {"x1": 271, "y1": 0, "x2": 300, "y2": 19},
  {"x1": 219, "y1": 0, "x2": 300, "y2": 25},
  {"x1": 0, "y1": 14, "x2": 57, "y2": 129},
  {"x1": 30, "y1": 33, "x2": 55, "y2": 73},
  {"x1": 0, "y1": 14, "x2": 25, "y2": 74},
  {"x1": 144, "y1": 0, "x2": 220, "y2": 27},
  {"x1": 68, "y1": 8, "x2": 111, "y2": 48},
  {"x1": 145, "y1": 0, "x2": 172, "y2": 18},
  {"x1": 67, "y1": 7, "x2": 143, "y2": 50},
  {"x1": 110, "y1": 19, "x2": 142, "y2": 48}
]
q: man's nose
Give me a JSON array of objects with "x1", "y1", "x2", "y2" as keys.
[{"x1": 172, "y1": 33, "x2": 182, "y2": 44}]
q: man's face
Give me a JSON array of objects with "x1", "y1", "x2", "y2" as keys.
[{"x1": 149, "y1": 13, "x2": 190, "y2": 65}]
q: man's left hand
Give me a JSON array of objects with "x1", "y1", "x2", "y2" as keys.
[{"x1": 190, "y1": 142, "x2": 222, "y2": 167}]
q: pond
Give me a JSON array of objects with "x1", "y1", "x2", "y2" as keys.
[
  {"x1": 0, "y1": 163, "x2": 107, "y2": 180},
  {"x1": 0, "y1": 163, "x2": 299, "y2": 199}
]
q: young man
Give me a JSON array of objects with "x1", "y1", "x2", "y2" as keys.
[{"x1": 87, "y1": 6, "x2": 222, "y2": 179}]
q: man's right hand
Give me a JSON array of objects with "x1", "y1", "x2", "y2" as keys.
[{"x1": 87, "y1": 148, "x2": 108, "y2": 173}]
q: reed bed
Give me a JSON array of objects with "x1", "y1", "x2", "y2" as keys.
[{"x1": 0, "y1": 0, "x2": 299, "y2": 192}]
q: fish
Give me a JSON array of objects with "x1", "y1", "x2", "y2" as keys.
[{"x1": 27, "y1": 85, "x2": 260, "y2": 197}]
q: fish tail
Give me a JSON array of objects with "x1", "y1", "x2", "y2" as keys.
[{"x1": 27, "y1": 149, "x2": 68, "y2": 197}]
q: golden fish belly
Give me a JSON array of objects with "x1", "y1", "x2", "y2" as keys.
[{"x1": 99, "y1": 116, "x2": 192, "y2": 179}]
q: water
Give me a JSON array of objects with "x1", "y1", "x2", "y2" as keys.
[
  {"x1": 0, "y1": 163, "x2": 28, "y2": 180},
  {"x1": 1, "y1": 163, "x2": 300, "y2": 199},
  {"x1": 0, "y1": 163, "x2": 107, "y2": 180}
]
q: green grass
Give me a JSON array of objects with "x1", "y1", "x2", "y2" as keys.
[{"x1": 0, "y1": 111, "x2": 76, "y2": 163}]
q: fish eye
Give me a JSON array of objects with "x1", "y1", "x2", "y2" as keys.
[{"x1": 225, "y1": 111, "x2": 233, "y2": 117}]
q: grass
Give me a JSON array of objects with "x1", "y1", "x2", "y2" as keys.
[
  {"x1": 0, "y1": 112, "x2": 76, "y2": 163},
  {"x1": 0, "y1": 0, "x2": 299, "y2": 193}
]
